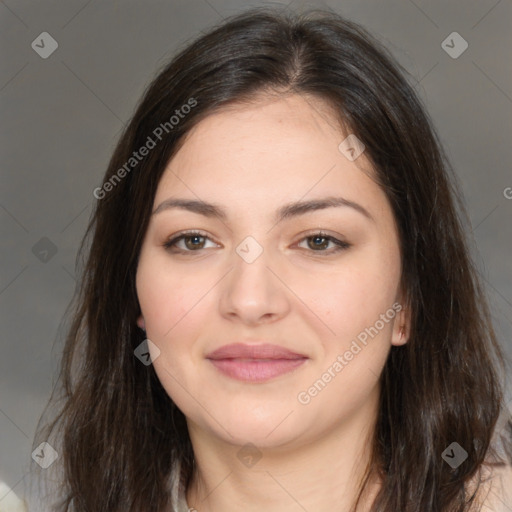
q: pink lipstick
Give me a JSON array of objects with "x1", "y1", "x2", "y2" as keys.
[{"x1": 206, "y1": 343, "x2": 308, "y2": 382}]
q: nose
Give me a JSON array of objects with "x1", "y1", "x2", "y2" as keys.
[{"x1": 218, "y1": 242, "x2": 291, "y2": 326}]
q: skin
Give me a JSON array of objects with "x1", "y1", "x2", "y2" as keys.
[{"x1": 136, "y1": 93, "x2": 410, "y2": 511}]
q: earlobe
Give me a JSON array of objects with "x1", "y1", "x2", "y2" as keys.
[
  {"x1": 394, "y1": 324, "x2": 407, "y2": 345},
  {"x1": 391, "y1": 303, "x2": 411, "y2": 346},
  {"x1": 136, "y1": 315, "x2": 146, "y2": 331}
]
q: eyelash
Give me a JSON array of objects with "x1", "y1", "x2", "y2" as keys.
[{"x1": 163, "y1": 230, "x2": 351, "y2": 255}]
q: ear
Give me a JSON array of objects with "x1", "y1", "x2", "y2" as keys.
[
  {"x1": 136, "y1": 315, "x2": 145, "y2": 331},
  {"x1": 391, "y1": 297, "x2": 411, "y2": 347}
]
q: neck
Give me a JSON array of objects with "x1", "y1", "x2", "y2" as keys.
[{"x1": 185, "y1": 390, "x2": 382, "y2": 512}]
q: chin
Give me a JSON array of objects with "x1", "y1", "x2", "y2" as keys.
[
  {"x1": 192, "y1": 401, "x2": 313, "y2": 450},
  {"x1": 218, "y1": 421, "x2": 302, "y2": 450}
]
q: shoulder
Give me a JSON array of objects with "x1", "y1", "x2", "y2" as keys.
[
  {"x1": 0, "y1": 481, "x2": 28, "y2": 512},
  {"x1": 472, "y1": 463, "x2": 512, "y2": 511}
]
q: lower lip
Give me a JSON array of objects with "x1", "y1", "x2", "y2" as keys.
[{"x1": 208, "y1": 358, "x2": 307, "y2": 382}]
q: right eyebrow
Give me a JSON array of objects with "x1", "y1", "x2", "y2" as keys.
[{"x1": 152, "y1": 198, "x2": 228, "y2": 220}]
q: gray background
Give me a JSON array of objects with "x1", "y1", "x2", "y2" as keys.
[{"x1": 1, "y1": 0, "x2": 511, "y2": 505}]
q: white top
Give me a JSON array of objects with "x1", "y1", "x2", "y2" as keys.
[
  {"x1": 166, "y1": 457, "x2": 512, "y2": 511},
  {"x1": 169, "y1": 459, "x2": 192, "y2": 512},
  {"x1": 14, "y1": 434, "x2": 512, "y2": 511},
  {"x1": 17, "y1": 461, "x2": 192, "y2": 512},
  {"x1": 166, "y1": 460, "x2": 512, "y2": 512}
]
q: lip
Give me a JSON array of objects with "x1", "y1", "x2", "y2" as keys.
[
  {"x1": 206, "y1": 343, "x2": 308, "y2": 382},
  {"x1": 206, "y1": 343, "x2": 306, "y2": 360}
]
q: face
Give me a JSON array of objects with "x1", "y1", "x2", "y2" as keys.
[{"x1": 136, "y1": 93, "x2": 408, "y2": 449}]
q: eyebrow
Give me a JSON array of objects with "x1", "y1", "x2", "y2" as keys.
[{"x1": 152, "y1": 196, "x2": 374, "y2": 223}]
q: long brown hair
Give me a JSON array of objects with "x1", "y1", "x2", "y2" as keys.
[{"x1": 32, "y1": 6, "x2": 510, "y2": 511}]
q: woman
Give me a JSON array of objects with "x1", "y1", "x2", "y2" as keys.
[{"x1": 30, "y1": 6, "x2": 511, "y2": 511}]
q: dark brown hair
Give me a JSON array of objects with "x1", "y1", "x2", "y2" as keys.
[{"x1": 32, "y1": 6, "x2": 510, "y2": 511}]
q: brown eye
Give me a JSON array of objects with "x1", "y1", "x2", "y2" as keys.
[
  {"x1": 163, "y1": 230, "x2": 350, "y2": 255},
  {"x1": 182, "y1": 234, "x2": 206, "y2": 250},
  {"x1": 298, "y1": 232, "x2": 351, "y2": 253},
  {"x1": 307, "y1": 235, "x2": 330, "y2": 250},
  {"x1": 164, "y1": 231, "x2": 216, "y2": 252}
]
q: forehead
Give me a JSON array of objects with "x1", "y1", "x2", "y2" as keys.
[
  {"x1": 153, "y1": 93, "x2": 386, "y2": 219},
  {"x1": 179, "y1": 93, "x2": 344, "y2": 158}
]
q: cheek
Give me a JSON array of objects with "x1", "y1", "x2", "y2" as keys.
[
  {"x1": 136, "y1": 257, "x2": 208, "y2": 338},
  {"x1": 297, "y1": 252, "x2": 400, "y2": 339},
  {"x1": 136, "y1": 258, "x2": 209, "y2": 410}
]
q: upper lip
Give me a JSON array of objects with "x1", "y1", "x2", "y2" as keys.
[{"x1": 206, "y1": 343, "x2": 307, "y2": 360}]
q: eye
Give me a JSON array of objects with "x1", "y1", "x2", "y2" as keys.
[
  {"x1": 163, "y1": 230, "x2": 217, "y2": 252},
  {"x1": 163, "y1": 230, "x2": 351, "y2": 255},
  {"x1": 296, "y1": 232, "x2": 351, "y2": 254}
]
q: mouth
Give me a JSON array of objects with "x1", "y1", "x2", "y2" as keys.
[{"x1": 206, "y1": 343, "x2": 308, "y2": 382}]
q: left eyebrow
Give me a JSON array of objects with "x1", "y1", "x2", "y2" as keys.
[
  {"x1": 152, "y1": 196, "x2": 374, "y2": 223},
  {"x1": 276, "y1": 196, "x2": 374, "y2": 223}
]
